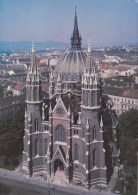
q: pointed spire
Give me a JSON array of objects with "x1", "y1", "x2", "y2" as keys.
[
  {"x1": 32, "y1": 40, "x2": 35, "y2": 53},
  {"x1": 81, "y1": 75, "x2": 84, "y2": 85},
  {"x1": 25, "y1": 107, "x2": 27, "y2": 119},
  {"x1": 89, "y1": 76, "x2": 93, "y2": 86},
  {"x1": 49, "y1": 102, "x2": 52, "y2": 113},
  {"x1": 57, "y1": 72, "x2": 61, "y2": 82},
  {"x1": 66, "y1": 147, "x2": 69, "y2": 162},
  {"x1": 86, "y1": 118, "x2": 89, "y2": 130},
  {"x1": 73, "y1": 6, "x2": 79, "y2": 35},
  {"x1": 50, "y1": 68, "x2": 53, "y2": 80},
  {"x1": 28, "y1": 113, "x2": 31, "y2": 122},
  {"x1": 77, "y1": 112, "x2": 81, "y2": 125},
  {"x1": 86, "y1": 42, "x2": 92, "y2": 71},
  {"x1": 47, "y1": 144, "x2": 50, "y2": 161},
  {"x1": 71, "y1": 114, "x2": 74, "y2": 124},
  {"x1": 84, "y1": 75, "x2": 87, "y2": 85},
  {"x1": 100, "y1": 115, "x2": 103, "y2": 128},
  {"x1": 31, "y1": 41, "x2": 36, "y2": 72},
  {"x1": 42, "y1": 102, "x2": 45, "y2": 121},
  {"x1": 71, "y1": 7, "x2": 82, "y2": 49}
]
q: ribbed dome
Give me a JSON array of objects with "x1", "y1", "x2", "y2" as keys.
[
  {"x1": 54, "y1": 10, "x2": 87, "y2": 82},
  {"x1": 56, "y1": 49, "x2": 87, "y2": 81}
]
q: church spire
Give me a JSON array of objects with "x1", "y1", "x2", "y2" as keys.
[
  {"x1": 73, "y1": 6, "x2": 79, "y2": 36},
  {"x1": 31, "y1": 41, "x2": 36, "y2": 69},
  {"x1": 71, "y1": 7, "x2": 82, "y2": 49},
  {"x1": 86, "y1": 42, "x2": 92, "y2": 71},
  {"x1": 26, "y1": 42, "x2": 42, "y2": 102}
]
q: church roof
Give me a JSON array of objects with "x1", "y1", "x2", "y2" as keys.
[
  {"x1": 55, "y1": 9, "x2": 87, "y2": 81},
  {"x1": 57, "y1": 49, "x2": 87, "y2": 77}
]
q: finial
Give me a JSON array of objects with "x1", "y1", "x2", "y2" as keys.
[
  {"x1": 86, "y1": 118, "x2": 89, "y2": 130},
  {"x1": 77, "y1": 112, "x2": 81, "y2": 125},
  {"x1": 49, "y1": 102, "x2": 52, "y2": 113},
  {"x1": 42, "y1": 103, "x2": 45, "y2": 121},
  {"x1": 25, "y1": 107, "x2": 27, "y2": 118},
  {"x1": 32, "y1": 40, "x2": 35, "y2": 53},
  {"x1": 89, "y1": 76, "x2": 93, "y2": 85},
  {"x1": 50, "y1": 68, "x2": 53, "y2": 79},
  {"x1": 75, "y1": 6, "x2": 77, "y2": 15},
  {"x1": 28, "y1": 113, "x2": 31, "y2": 122},
  {"x1": 100, "y1": 115, "x2": 103, "y2": 128},
  {"x1": 57, "y1": 73, "x2": 61, "y2": 82},
  {"x1": 71, "y1": 114, "x2": 74, "y2": 123}
]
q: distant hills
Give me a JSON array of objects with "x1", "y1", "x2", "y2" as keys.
[
  {"x1": 0, "y1": 41, "x2": 137, "y2": 54},
  {"x1": 0, "y1": 41, "x2": 70, "y2": 52}
]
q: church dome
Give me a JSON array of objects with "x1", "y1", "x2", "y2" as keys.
[
  {"x1": 57, "y1": 49, "x2": 86, "y2": 81},
  {"x1": 55, "y1": 10, "x2": 87, "y2": 82}
]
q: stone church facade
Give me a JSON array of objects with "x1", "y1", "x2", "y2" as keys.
[{"x1": 22, "y1": 10, "x2": 118, "y2": 190}]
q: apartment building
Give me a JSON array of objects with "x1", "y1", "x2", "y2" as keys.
[{"x1": 104, "y1": 79, "x2": 138, "y2": 115}]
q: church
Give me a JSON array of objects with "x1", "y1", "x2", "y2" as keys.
[{"x1": 22, "y1": 10, "x2": 118, "y2": 190}]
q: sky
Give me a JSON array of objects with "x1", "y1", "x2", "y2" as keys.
[{"x1": 0, "y1": 0, "x2": 138, "y2": 46}]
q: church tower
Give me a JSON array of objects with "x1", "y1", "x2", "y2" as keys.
[
  {"x1": 81, "y1": 43, "x2": 107, "y2": 189},
  {"x1": 22, "y1": 42, "x2": 45, "y2": 176}
]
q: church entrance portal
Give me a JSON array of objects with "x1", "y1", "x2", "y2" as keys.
[
  {"x1": 53, "y1": 159, "x2": 68, "y2": 185},
  {"x1": 54, "y1": 159, "x2": 64, "y2": 174}
]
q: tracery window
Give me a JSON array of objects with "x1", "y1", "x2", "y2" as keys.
[{"x1": 55, "y1": 125, "x2": 66, "y2": 142}]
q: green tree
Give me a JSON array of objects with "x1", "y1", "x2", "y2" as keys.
[
  {"x1": 117, "y1": 109, "x2": 138, "y2": 195},
  {"x1": 0, "y1": 104, "x2": 25, "y2": 169},
  {"x1": 119, "y1": 109, "x2": 138, "y2": 138},
  {"x1": 0, "y1": 86, "x2": 4, "y2": 97}
]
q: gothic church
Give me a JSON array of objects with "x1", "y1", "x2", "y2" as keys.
[{"x1": 22, "y1": 10, "x2": 118, "y2": 189}]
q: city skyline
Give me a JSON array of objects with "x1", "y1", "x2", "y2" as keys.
[{"x1": 0, "y1": 0, "x2": 138, "y2": 46}]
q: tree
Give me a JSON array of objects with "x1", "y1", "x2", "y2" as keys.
[
  {"x1": 119, "y1": 109, "x2": 138, "y2": 138},
  {"x1": 0, "y1": 104, "x2": 25, "y2": 169},
  {"x1": 119, "y1": 136, "x2": 137, "y2": 166},
  {"x1": 0, "y1": 86, "x2": 4, "y2": 97},
  {"x1": 117, "y1": 109, "x2": 138, "y2": 195}
]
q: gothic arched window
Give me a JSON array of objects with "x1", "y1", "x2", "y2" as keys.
[
  {"x1": 35, "y1": 139, "x2": 40, "y2": 156},
  {"x1": 35, "y1": 120, "x2": 38, "y2": 132},
  {"x1": 93, "y1": 127, "x2": 96, "y2": 140},
  {"x1": 55, "y1": 125, "x2": 66, "y2": 142},
  {"x1": 93, "y1": 149, "x2": 96, "y2": 167},
  {"x1": 75, "y1": 144, "x2": 79, "y2": 161}
]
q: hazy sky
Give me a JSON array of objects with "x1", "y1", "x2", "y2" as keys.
[{"x1": 0, "y1": 0, "x2": 138, "y2": 46}]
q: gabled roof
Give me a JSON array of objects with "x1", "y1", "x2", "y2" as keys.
[
  {"x1": 104, "y1": 85, "x2": 138, "y2": 99},
  {"x1": 104, "y1": 86, "x2": 124, "y2": 96},
  {"x1": 62, "y1": 94, "x2": 79, "y2": 120},
  {"x1": 11, "y1": 83, "x2": 25, "y2": 91},
  {"x1": 52, "y1": 146, "x2": 66, "y2": 164},
  {"x1": 122, "y1": 88, "x2": 138, "y2": 99},
  {"x1": 52, "y1": 97, "x2": 68, "y2": 115}
]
